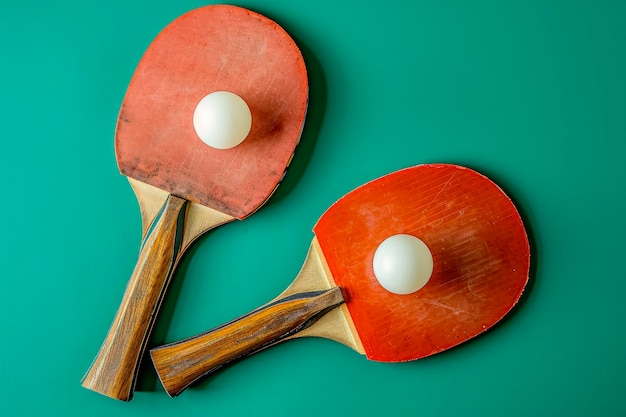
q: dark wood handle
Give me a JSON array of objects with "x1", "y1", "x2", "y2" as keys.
[
  {"x1": 82, "y1": 195, "x2": 188, "y2": 401},
  {"x1": 150, "y1": 287, "x2": 345, "y2": 397}
]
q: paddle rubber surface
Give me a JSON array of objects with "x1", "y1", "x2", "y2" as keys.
[
  {"x1": 115, "y1": 5, "x2": 308, "y2": 218},
  {"x1": 314, "y1": 164, "x2": 530, "y2": 362}
]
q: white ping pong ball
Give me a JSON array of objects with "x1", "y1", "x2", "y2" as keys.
[
  {"x1": 373, "y1": 234, "x2": 434, "y2": 295},
  {"x1": 193, "y1": 91, "x2": 252, "y2": 149}
]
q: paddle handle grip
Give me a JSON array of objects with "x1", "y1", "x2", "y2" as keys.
[
  {"x1": 150, "y1": 287, "x2": 345, "y2": 397},
  {"x1": 82, "y1": 195, "x2": 188, "y2": 401}
]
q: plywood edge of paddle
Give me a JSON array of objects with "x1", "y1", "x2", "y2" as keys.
[
  {"x1": 128, "y1": 178, "x2": 235, "y2": 252},
  {"x1": 280, "y1": 238, "x2": 365, "y2": 355},
  {"x1": 128, "y1": 177, "x2": 169, "y2": 239}
]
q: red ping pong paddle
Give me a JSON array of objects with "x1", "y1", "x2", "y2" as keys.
[
  {"x1": 149, "y1": 164, "x2": 531, "y2": 397},
  {"x1": 82, "y1": 5, "x2": 308, "y2": 401}
]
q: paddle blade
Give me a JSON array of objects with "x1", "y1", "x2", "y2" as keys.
[
  {"x1": 115, "y1": 5, "x2": 308, "y2": 218},
  {"x1": 314, "y1": 164, "x2": 530, "y2": 362}
]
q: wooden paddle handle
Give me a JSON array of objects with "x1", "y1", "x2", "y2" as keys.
[
  {"x1": 82, "y1": 195, "x2": 188, "y2": 401},
  {"x1": 150, "y1": 287, "x2": 345, "y2": 397}
]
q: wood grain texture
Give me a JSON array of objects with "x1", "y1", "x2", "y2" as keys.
[
  {"x1": 150, "y1": 287, "x2": 344, "y2": 397},
  {"x1": 314, "y1": 164, "x2": 530, "y2": 362},
  {"x1": 115, "y1": 5, "x2": 309, "y2": 219},
  {"x1": 83, "y1": 180, "x2": 235, "y2": 401},
  {"x1": 129, "y1": 178, "x2": 235, "y2": 255},
  {"x1": 150, "y1": 239, "x2": 361, "y2": 397},
  {"x1": 279, "y1": 239, "x2": 363, "y2": 352},
  {"x1": 82, "y1": 194, "x2": 188, "y2": 401}
]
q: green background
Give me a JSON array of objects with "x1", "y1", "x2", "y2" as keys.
[{"x1": 1, "y1": 0, "x2": 625, "y2": 415}]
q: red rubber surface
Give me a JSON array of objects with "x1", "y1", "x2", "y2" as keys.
[{"x1": 314, "y1": 164, "x2": 530, "y2": 362}]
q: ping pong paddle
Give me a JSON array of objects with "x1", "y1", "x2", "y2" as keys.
[
  {"x1": 81, "y1": 5, "x2": 308, "y2": 401},
  {"x1": 149, "y1": 164, "x2": 530, "y2": 397}
]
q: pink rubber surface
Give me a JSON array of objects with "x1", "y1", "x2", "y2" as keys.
[{"x1": 115, "y1": 5, "x2": 308, "y2": 218}]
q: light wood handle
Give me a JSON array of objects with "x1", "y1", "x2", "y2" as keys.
[
  {"x1": 150, "y1": 287, "x2": 345, "y2": 397},
  {"x1": 82, "y1": 195, "x2": 188, "y2": 401}
]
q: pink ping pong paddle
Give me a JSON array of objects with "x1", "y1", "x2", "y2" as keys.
[
  {"x1": 82, "y1": 5, "x2": 308, "y2": 401},
  {"x1": 149, "y1": 164, "x2": 531, "y2": 397}
]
